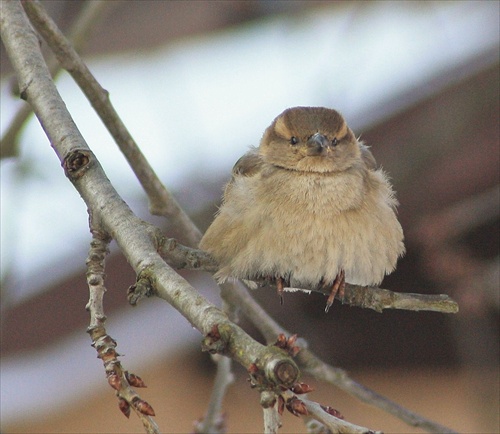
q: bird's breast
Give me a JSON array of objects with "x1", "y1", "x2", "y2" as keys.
[{"x1": 256, "y1": 168, "x2": 367, "y2": 215}]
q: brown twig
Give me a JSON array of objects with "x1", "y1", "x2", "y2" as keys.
[
  {"x1": 85, "y1": 222, "x2": 159, "y2": 432},
  {"x1": 159, "y1": 236, "x2": 458, "y2": 314}
]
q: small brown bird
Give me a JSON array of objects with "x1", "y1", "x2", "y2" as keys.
[{"x1": 200, "y1": 107, "x2": 405, "y2": 311}]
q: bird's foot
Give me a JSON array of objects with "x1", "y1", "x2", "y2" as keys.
[
  {"x1": 324, "y1": 269, "x2": 345, "y2": 313},
  {"x1": 276, "y1": 277, "x2": 285, "y2": 305}
]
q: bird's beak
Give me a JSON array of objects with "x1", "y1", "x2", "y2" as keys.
[{"x1": 306, "y1": 133, "x2": 329, "y2": 155}]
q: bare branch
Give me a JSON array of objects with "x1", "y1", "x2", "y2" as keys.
[
  {"x1": 261, "y1": 391, "x2": 281, "y2": 434},
  {"x1": 299, "y1": 395, "x2": 381, "y2": 434},
  {"x1": 160, "y1": 237, "x2": 458, "y2": 314},
  {"x1": 21, "y1": 0, "x2": 201, "y2": 245},
  {"x1": 158, "y1": 236, "x2": 218, "y2": 272},
  {"x1": 85, "y1": 224, "x2": 159, "y2": 433},
  {"x1": 194, "y1": 355, "x2": 232, "y2": 433},
  {"x1": 336, "y1": 284, "x2": 458, "y2": 314},
  {"x1": 85, "y1": 224, "x2": 112, "y2": 332}
]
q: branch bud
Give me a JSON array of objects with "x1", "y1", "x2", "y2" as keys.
[
  {"x1": 286, "y1": 396, "x2": 308, "y2": 417},
  {"x1": 125, "y1": 371, "x2": 146, "y2": 388},
  {"x1": 107, "y1": 372, "x2": 121, "y2": 390},
  {"x1": 291, "y1": 382, "x2": 314, "y2": 394},
  {"x1": 118, "y1": 398, "x2": 130, "y2": 418},
  {"x1": 320, "y1": 404, "x2": 344, "y2": 419},
  {"x1": 132, "y1": 397, "x2": 156, "y2": 416}
]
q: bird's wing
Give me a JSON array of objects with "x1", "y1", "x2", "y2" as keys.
[
  {"x1": 231, "y1": 147, "x2": 264, "y2": 178},
  {"x1": 222, "y1": 147, "x2": 263, "y2": 198}
]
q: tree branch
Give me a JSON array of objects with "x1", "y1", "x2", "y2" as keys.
[
  {"x1": 261, "y1": 391, "x2": 281, "y2": 434},
  {"x1": 299, "y1": 395, "x2": 381, "y2": 434},
  {"x1": 158, "y1": 236, "x2": 458, "y2": 314},
  {"x1": 85, "y1": 222, "x2": 159, "y2": 433},
  {"x1": 194, "y1": 355, "x2": 232, "y2": 433},
  {"x1": 195, "y1": 295, "x2": 236, "y2": 434}
]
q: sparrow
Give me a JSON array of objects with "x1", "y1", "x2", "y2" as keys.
[{"x1": 200, "y1": 106, "x2": 405, "y2": 311}]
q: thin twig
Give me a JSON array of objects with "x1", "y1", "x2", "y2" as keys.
[
  {"x1": 22, "y1": 0, "x2": 201, "y2": 245},
  {"x1": 299, "y1": 395, "x2": 381, "y2": 434},
  {"x1": 194, "y1": 355, "x2": 232, "y2": 433},
  {"x1": 159, "y1": 237, "x2": 458, "y2": 314},
  {"x1": 261, "y1": 391, "x2": 281, "y2": 434},
  {"x1": 158, "y1": 236, "x2": 218, "y2": 272},
  {"x1": 195, "y1": 286, "x2": 235, "y2": 434},
  {"x1": 1, "y1": 0, "x2": 113, "y2": 158},
  {"x1": 85, "y1": 220, "x2": 159, "y2": 433}
]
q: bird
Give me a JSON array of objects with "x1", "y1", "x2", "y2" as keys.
[{"x1": 199, "y1": 106, "x2": 405, "y2": 312}]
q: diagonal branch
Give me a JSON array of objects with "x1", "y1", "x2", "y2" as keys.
[
  {"x1": 85, "y1": 221, "x2": 159, "y2": 433},
  {"x1": 299, "y1": 395, "x2": 381, "y2": 434}
]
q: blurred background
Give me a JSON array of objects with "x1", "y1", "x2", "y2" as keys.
[{"x1": 1, "y1": 1, "x2": 498, "y2": 432}]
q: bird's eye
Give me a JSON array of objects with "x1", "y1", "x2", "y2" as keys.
[
  {"x1": 290, "y1": 136, "x2": 298, "y2": 145},
  {"x1": 332, "y1": 138, "x2": 338, "y2": 146}
]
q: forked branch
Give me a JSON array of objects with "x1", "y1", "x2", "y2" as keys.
[{"x1": 85, "y1": 222, "x2": 159, "y2": 433}]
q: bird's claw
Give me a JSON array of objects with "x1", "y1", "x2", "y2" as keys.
[
  {"x1": 276, "y1": 277, "x2": 285, "y2": 305},
  {"x1": 325, "y1": 269, "x2": 345, "y2": 313}
]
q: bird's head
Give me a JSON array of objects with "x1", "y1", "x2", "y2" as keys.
[{"x1": 259, "y1": 107, "x2": 362, "y2": 173}]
